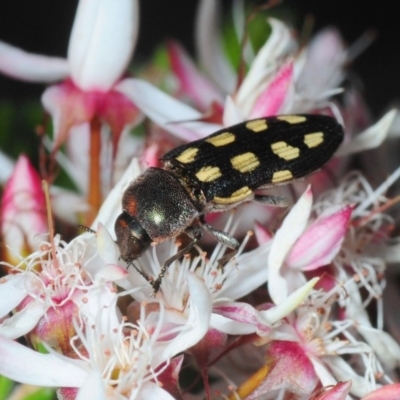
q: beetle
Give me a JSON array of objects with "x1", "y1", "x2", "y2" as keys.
[{"x1": 115, "y1": 114, "x2": 344, "y2": 294}]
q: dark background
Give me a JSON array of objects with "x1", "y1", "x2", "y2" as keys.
[{"x1": 0, "y1": 0, "x2": 398, "y2": 117}]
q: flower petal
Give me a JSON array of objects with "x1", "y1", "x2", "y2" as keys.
[
  {"x1": 138, "y1": 381, "x2": 177, "y2": 400},
  {"x1": 0, "y1": 337, "x2": 88, "y2": 387},
  {"x1": 236, "y1": 18, "x2": 297, "y2": 115},
  {"x1": 0, "y1": 150, "x2": 15, "y2": 184},
  {"x1": 268, "y1": 186, "x2": 313, "y2": 304},
  {"x1": 0, "y1": 274, "x2": 28, "y2": 318},
  {"x1": 1, "y1": 155, "x2": 47, "y2": 263},
  {"x1": 68, "y1": 0, "x2": 139, "y2": 90},
  {"x1": 337, "y1": 109, "x2": 397, "y2": 156},
  {"x1": 222, "y1": 95, "x2": 245, "y2": 126},
  {"x1": 286, "y1": 205, "x2": 352, "y2": 271},
  {"x1": 0, "y1": 300, "x2": 47, "y2": 339},
  {"x1": 153, "y1": 273, "x2": 211, "y2": 365},
  {"x1": 195, "y1": 0, "x2": 235, "y2": 93},
  {"x1": 296, "y1": 28, "x2": 346, "y2": 101},
  {"x1": 313, "y1": 381, "x2": 351, "y2": 400},
  {"x1": 167, "y1": 41, "x2": 224, "y2": 110},
  {"x1": 117, "y1": 78, "x2": 222, "y2": 141},
  {"x1": 362, "y1": 384, "x2": 400, "y2": 400},
  {"x1": 0, "y1": 41, "x2": 68, "y2": 82},
  {"x1": 249, "y1": 61, "x2": 294, "y2": 118},
  {"x1": 262, "y1": 278, "x2": 318, "y2": 324},
  {"x1": 76, "y1": 370, "x2": 106, "y2": 400}
]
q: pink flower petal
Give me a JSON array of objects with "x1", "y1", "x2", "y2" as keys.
[
  {"x1": 0, "y1": 336, "x2": 87, "y2": 387},
  {"x1": 156, "y1": 356, "x2": 184, "y2": 400},
  {"x1": 0, "y1": 41, "x2": 68, "y2": 82},
  {"x1": 254, "y1": 221, "x2": 273, "y2": 244},
  {"x1": 42, "y1": 80, "x2": 141, "y2": 158},
  {"x1": 167, "y1": 41, "x2": 223, "y2": 111},
  {"x1": 313, "y1": 381, "x2": 351, "y2": 400},
  {"x1": 236, "y1": 18, "x2": 296, "y2": 114},
  {"x1": 213, "y1": 302, "x2": 273, "y2": 336},
  {"x1": 362, "y1": 384, "x2": 400, "y2": 400},
  {"x1": 286, "y1": 205, "x2": 352, "y2": 271},
  {"x1": 246, "y1": 340, "x2": 318, "y2": 399},
  {"x1": 249, "y1": 61, "x2": 294, "y2": 118},
  {"x1": 68, "y1": 0, "x2": 139, "y2": 91}
]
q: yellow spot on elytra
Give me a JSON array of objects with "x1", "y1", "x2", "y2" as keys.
[
  {"x1": 176, "y1": 147, "x2": 199, "y2": 163},
  {"x1": 271, "y1": 141, "x2": 300, "y2": 160},
  {"x1": 230, "y1": 152, "x2": 260, "y2": 173},
  {"x1": 195, "y1": 166, "x2": 222, "y2": 182},
  {"x1": 277, "y1": 115, "x2": 307, "y2": 124},
  {"x1": 213, "y1": 186, "x2": 252, "y2": 204},
  {"x1": 272, "y1": 170, "x2": 293, "y2": 183},
  {"x1": 206, "y1": 132, "x2": 235, "y2": 147},
  {"x1": 246, "y1": 119, "x2": 268, "y2": 132},
  {"x1": 304, "y1": 132, "x2": 324, "y2": 148}
]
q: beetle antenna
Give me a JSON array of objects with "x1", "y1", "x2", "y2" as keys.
[{"x1": 78, "y1": 225, "x2": 96, "y2": 234}]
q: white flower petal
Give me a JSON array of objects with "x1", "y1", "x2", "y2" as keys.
[
  {"x1": 327, "y1": 356, "x2": 375, "y2": 397},
  {"x1": 210, "y1": 312, "x2": 256, "y2": 335},
  {"x1": 195, "y1": 0, "x2": 235, "y2": 93},
  {"x1": 96, "y1": 222, "x2": 120, "y2": 265},
  {"x1": 50, "y1": 186, "x2": 90, "y2": 223},
  {"x1": 0, "y1": 41, "x2": 69, "y2": 82},
  {"x1": 0, "y1": 336, "x2": 88, "y2": 387},
  {"x1": 357, "y1": 325, "x2": 400, "y2": 370},
  {"x1": 154, "y1": 273, "x2": 211, "y2": 365},
  {"x1": 216, "y1": 241, "x2": 271, "y2": 300},
  {"x1": 268, "y1": 186, "x2": 313, "y2": 304},
  {"x1": 139, "y1": 381, "x2": 177, "y2": 400},
  {"x1": 0, "y1": 274, "x2": 28, "y2": 318},
  {"x1": 222, "y1": 95, "x2": 245, "y2": 126},
  {"x1": 68, "y1": 0, "x2": 139, "y2": 90},
  {"x1": 76, "y1": 370, "x2": 106, "y2": 400},
  {"x1": 337, "y1": 109, "x2": 397, "y2": 156},
  {"x1": 0, "y1": 300, "x2": 47, "y2": 339},
  {"x1": 0, "y1": 150, "x2": 15, "y2": 184},
  {"x1": 262, "y1": 278, "x2": 318, "y2": 324},
  {"x1": 117, "y1": 78, "x2": 222, "y2": 141}
]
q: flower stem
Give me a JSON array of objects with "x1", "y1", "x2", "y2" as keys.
[
  {"x1": 227, "y1": 364, "x2": 270, "y2": 400},
  {"x1": 87, "y1": 118, "x2": 102, "y2": 225}
]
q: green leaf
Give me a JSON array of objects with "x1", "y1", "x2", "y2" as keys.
[{"x1": 0, "y1": 375, "x2": 13, "y2": 400}]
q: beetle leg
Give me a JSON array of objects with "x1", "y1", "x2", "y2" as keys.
[
  {"x1": 128, "y1": 261, "x2": 152, "y2": 282},
  {"x1": 151, "y1": 225, "x2": 203, "y2": 296},
  {"x1": 253, "y1": 194, "x2": 290, "y2": 207},
  {"x1": 200, "y1": 217, "x2": 240, "y2": 268}
]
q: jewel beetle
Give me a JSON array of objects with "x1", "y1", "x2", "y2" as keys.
[{"x1": 115, "y1": 114, "x2": 344, "y2": 293}]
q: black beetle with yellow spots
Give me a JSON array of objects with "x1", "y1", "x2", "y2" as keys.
[{"x1": 115, "y1": 114, "x2": 344, "y2": 294}]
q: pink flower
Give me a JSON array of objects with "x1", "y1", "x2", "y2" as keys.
[
  {"x1": 0, "y1": 155, "x2": 47, "y2": 265},
  {"x1": 265, "y1": 186, "x2": 352, "y2": 304},
  {"x1": 0, "y1": 0, "x2": 144, "y2": 218},
  {"x1": 0, "y1": 228, "x2": 127, "y2": 347}
]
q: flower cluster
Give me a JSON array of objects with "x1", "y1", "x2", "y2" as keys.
[{"x1": 1, "y1": 1, "x2": 400, "y2": 399}]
